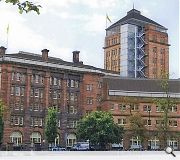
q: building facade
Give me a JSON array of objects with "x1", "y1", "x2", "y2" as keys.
[
  {"x1": 102, "y1": 76, "x2": 180, "y2": 150},
  {"x1": 0, "y1": 46, "x2": 179, "y2": 150},
  {"x1": 0, "y1": 46, "x2": 117, "y2": 150},
  {"x1": 104, "y1": 9, "x2": 169, "y2": 78}
]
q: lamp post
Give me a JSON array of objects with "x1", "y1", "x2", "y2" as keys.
[{"x1": 148, "y1": 108, "x2": 151, "y2": 150}]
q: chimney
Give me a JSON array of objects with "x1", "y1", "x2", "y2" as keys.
[
  {"x1": 41, "y1": 49, "x2": 49, "y2": 61},
  {"x1": 0, "y1": 46, "x2": 7, "y2": 57},
  {"x1": 73, "y1": 51, "x2": 80, "y2": 63}
]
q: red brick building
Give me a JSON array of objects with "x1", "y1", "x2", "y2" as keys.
[
  {"x1": 0, "y1": 46, "x2": 179, "y2": 150},
  {"x1": 104, "y1": 9, "x2": 169, "y2": 79},
  {"x1": 0, "y1": 46, "x2": 117, "y2": 149},
  {"x1": 103, "y1": 76, "x2": 180, "y2": 150}
]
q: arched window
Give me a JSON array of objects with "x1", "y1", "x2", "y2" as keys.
[
  {"x1": 66, "y1": 133, "x2": 76, "y2": 147},
  {"x1": 10, "y1": 131, "x2": 22, "y2": 146},
  {"x1": 55, "y1": 134, "x2": 60, "y2": 146},
  {"x1": 30, "y1": 132, "x2": 41, "y2": 144}
]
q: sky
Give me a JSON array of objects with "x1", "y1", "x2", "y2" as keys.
[{"x1": 0, "y1": 0, "x2": 179, "y2": 78}]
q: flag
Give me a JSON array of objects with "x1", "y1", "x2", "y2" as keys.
[
  {"x1": 6, "y1": 24, "x2": 9, "y2": 34},
  {"x1": 106, "y1": 14, "x2": 112, "y2": 23}
]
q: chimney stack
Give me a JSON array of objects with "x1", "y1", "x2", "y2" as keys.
[
  {"x1": 41, "y1": 49, "x2": 49, "y2": 61},
  {"x1": 0, "y1": 46, "x2": 7, "y2": 57},
  {"x1": 73, "y1": 51, "x2": 80, "y2": 63}
]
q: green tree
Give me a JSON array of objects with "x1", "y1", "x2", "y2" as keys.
[
  {"x1": 0, "y1": 100, "x2": 4, "y2": 145},
  {"x1": 77, "y1": 111, "x2": 124, "y2": 150},
  {"x1": 154, "y1": 73, "x2": 178, "y2": 149},
  {"x1": 45, "y1": 108, "x2": 58, "y2": 146},
  {"x1": 128, "y1": 113, "x2": 147, "y2": 144},
  {"x1": 1, "y1": 0, "x2": 41, "y2": 14}
]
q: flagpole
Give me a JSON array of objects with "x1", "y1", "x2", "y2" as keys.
[
  {"x1": 6, "y1": 33, "x2": 9, "y2": 49},
  {"x1": 106, "y1": 15, "x2": 107, "y2": 29},
  {"x1": 6, "y1": 24, "x2": 9, "y2": 51}
]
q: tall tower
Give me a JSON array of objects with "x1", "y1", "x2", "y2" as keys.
[{"x1": 104, "y1": 9, "x2": 169, "y2": 78}]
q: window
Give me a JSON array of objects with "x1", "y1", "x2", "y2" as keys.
[
  {"x1": 74, "y1": 80, "x2": 79, "y2": 88},
  {"x1": 130, "y1": 104, "x2": 139, "y2": 111},
  {"x1": 57, "y1": 120, "x2": 61, "y2": 128},
  {"x1": 53, "y1": 105, "x2": 61, "y2": 113},
  {"x1": 97, "y1": 95, "x2": 102, "y2": 102},
  {"x1": 50, "y1": 77, "x2": 52, "y2": 85},
  {"x1": 156, "y1": 106, "x2": 164, "y2": 112},
  {"x1": 130, "y1": 136, "x2": 141, "y2": 146},
  {"x1": 98, "y1": 82, "x2": 102, "y2": 89},
  {"x1": 86, "y1": 84, "x2": 93, "y2": 91},
  {"x1": 167, "y1": 139, "x2": 178, "y2": 150},
  {"x1": 69, "y1": 106, "x2": 77, "y2": 114},
  {"x1": 30, "y1": 89, "x2": 34, "y2": 97},
  {"x1": 34, "y1": 104, "x2": 39, "y2": 111},
  {"x1": 21, "y1": 87, "x2": 25, "y2": 96},
  {"x1": 70, "y1": 80, "x2": 75, "y2": 88},
  {"x1": 12, "y1": 72, "x2": 15, "y2": 80},
  {"x1": 53, "y1": 90, "x2": 59, "y2": 99},
  {"x1": 10, "y1": 131, "x2": 22, "y2": 146},
  {"x1": 34, "y1": 89, "x2": 39, "y2": 97},
  {"x1": 31, "y1": 117, "x2": 43, "y2": 127},
  {"x1": 39, "y1": 90, "x2": 43, "y2": 98},
  {"x1": 118, "y1": 104, "x2": 126, "y2": 111},
  {"x1": 66, "y1": 133, "x2": 76, "y2": 147},
  {"x1": 53, "y1": 77, "x2": 58, "y2": 85},
  {"x1": 67, "y1": 79, "x2": 70, "y2": 87},
  {"x1": 148, "y1": 137, "x2": 159, "y2": 150},
  {"x1": 16, "y1": 73, "x2": 21, "y2": 81},
  {"x1": 156, "y1": 120, "x2": 164, "y2": 126},
  {"x1": 30, "y1": 132, "x2": 41, "y2": 144},
  {"x1": 58, "y1": 79, "x2": 61, "y2": 86},
  {"x1": 67, "y1": 120, "x2": 78, "y2": 128},
  {"x1": 40, "y1": 76, "x2": 44, "y2": 84},
  {"x1": 143, "y1": 119, "x2": 152, "y2": 126},
  {"x1": 143, "y1": 105, "x2": 151, "y2": 112},
  {"x1": 10, "y1": 116, "x2": 23, "y2": 126},
  {"x1": 55, "y1": 134, "x2": 60, "y2": 146},
  {"x1": 35, "y1": 75, "x2": 39, "y2": 83},
  {"x1": 169, "y1": 120, "x2": 177, "y2": 127},
  {"x1": 87, "y1": 97, "x2": 93, "y2": 105},
  {"x1": 169, "y1": 105, "x2": 177, "y2": 112},
  {"x1": 11, "y1": 86, "x2": 14, "y2": 95},
  {"x1": 69, "y1": 92, "x2": 78, "y2": 102},
  {"x1": 15, "y1": 87, "x2": 20, "y2": 96},
  {"x1": 118, "y1": 118, "x2": 126, "y2": 125}
]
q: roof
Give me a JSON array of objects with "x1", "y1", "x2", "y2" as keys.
[
  {"x1": 103, "y1": 76, "x2": 180, "y2": 93},
  {"x1": 3, "y1": 51, "x2": 119, "y2": 75},
  {"x1": 107, "y1": 9, "x2": 167, "y2": 30}
]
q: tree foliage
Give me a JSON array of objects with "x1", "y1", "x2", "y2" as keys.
[
  {"x1": 1, "y1": 0, "x2": 41, "y2": 14},
  {"x1": 77, "y1": 111, "x2": 124, "y2": 149},
  {"x1": 0, "y1": 100, "x2": 4, "y2": 144},
  {"x1": 45, "y1": 108, "x2": 58, "y2": 144},
  {"x1": 153, "y1": 73, "x2": 178, "y2": 149},
  {"x1": 128, "y1": 113, "x2": 147, "y2": 142}
]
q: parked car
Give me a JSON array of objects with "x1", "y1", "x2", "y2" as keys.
[
  {"x1": 71, "y1": 142, "x2": 90, "y2": 151},
  {"x1": 111, "y1": 143, "x2": 123, "y2": 151},
  {"x1": 129, "y1": 145, "x2": 143, "y2": 151},
  {"x1": 50, "y1": 146, "x2": 66, "y2": 151}
]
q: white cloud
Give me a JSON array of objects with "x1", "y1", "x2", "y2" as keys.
[{"x1": 83, "y1": 14, "x2": 106, "y2": 33}]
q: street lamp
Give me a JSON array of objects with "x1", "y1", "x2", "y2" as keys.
[{"x1": 148, "y1": 107, "x2": 151, "y2": 150}]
